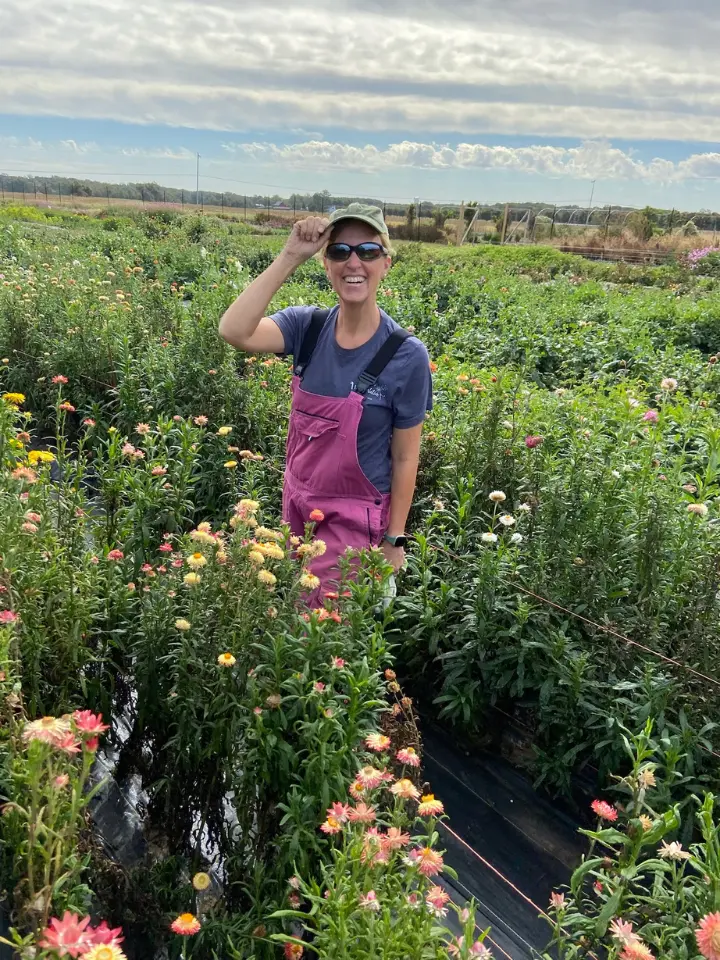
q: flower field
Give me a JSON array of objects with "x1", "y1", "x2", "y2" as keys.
[{"x1": 1, "y1": 205, "x2": 720, "y2": 958}]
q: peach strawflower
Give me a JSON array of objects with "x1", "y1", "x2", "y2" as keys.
[
  {"x1": 412, "y1": 846, "x2": 444, "y2": 877},
  {"x1": 384, "y1": 826, "x2": 410, "y2": 849},
  {"x1": 23, "y1": 715, "x2": 71, "y2": 746},
  {"x1": 320, "y1": 815, "x2": 342, "y2": 835},
  {"x1": 365, "y1": 733, "x2": 391, "y2": 752},
  {"x1": 327, "y1": 802, "x2": 351, "y2": 822},
  {"x1": 390, "y1": 778, "x2": 420, "y2": 800},
  {"x1": 697, "y1": 912, "x2": 720, "y2": 960},
  {"x1": 170, "y1": 913, "x2": 201, "y2": 936},
  {"x1": 620, "y1": 941, "x2": 655, "y2": 960},
  {"x1": 348, "y1": 802, "x2": 376, "y2": 823},
  {"x1": 309, "y1": 509, "x2": 325, "y2": 522},
  {"x1": 610, "y1": 918, "x2": 639, "y2": 946},
  {"x1": 284, "y1": 943, "x2": 304, "y2": 959},
  {"x1": 418, "y1": 794, "x2": 445, "y2": 816},
  {"x1": 550, "y1": 892, "x2": 566, "y2": 909}
]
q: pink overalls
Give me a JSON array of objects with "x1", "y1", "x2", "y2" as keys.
[{"x1": 282, "y1": 311, "x2": 409, "y2": 595}]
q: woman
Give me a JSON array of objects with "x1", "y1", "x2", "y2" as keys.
[{"x1": 219, "y1": 203, "x2": 432, "y2": 592}]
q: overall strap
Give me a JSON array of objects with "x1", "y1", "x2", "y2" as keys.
[
  {"x1": 354, "y1": 329, "x2": 411, "y2": 395},
  {"x1": 294, "y1": 308, "x2": 331, "y2": 377}
]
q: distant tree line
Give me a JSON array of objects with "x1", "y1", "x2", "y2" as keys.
[{"x1": 1, "y1": 174, "x2": 718, "y2": 230}]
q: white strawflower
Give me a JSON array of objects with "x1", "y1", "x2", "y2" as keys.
[
  {"x1": 488, "y1": 491, "x2": 506, "y2": 503},
  {"x1": 518, "y1": 504, "x2": 532, "y2": 513},
  {"x1": 499, "y1": 515, "x2": 516, "y2": 526},
  {"x1": 611, "y1": 470, "x2": 621, "y2": 479},
  {"x1": 510, "y1": 533, "x2": 523, "y2": 544},
  {"x1": 660, "y1": 377, "x2": 678, "y2": 392},
  {"x1": 481, "y1": 532, "x2": 498, "y2": 544},
  {"x1": 687, "y1": 503, "x2": 709, "y2": 516}
]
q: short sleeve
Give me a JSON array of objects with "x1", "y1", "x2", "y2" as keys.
[
  {"x1": 392, "y1": 339, "x2": 434, "y2": 429},
  {"x1": 269, "y1": 305, "x2": 314, "y2": 357}
]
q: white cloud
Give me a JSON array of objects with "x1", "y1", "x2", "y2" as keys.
[
  {"x1": 220, "y1": 138, "x2": 720, "y2": 184},
  {"x1": 1, "y1": 0, "x2": 720, "y2": 142}
]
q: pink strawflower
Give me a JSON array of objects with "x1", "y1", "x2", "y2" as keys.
[
  {"x1": 73, "y1": 710, "x2": 109, "y2": 736},
  {"x1": 356, "y1": 766, "x2": 389, "y2": 789},
  {"x1": 38, "y1": 911, "x2": 92, "y2": 957},
  {"x1": 326, "y1": 802, "x2": 350, "y2": 822},
  {"x1": 348, "y1": 802, "x2": 377, "y2": 824},
  {"x1": 85, "y1": 736, "x2": 99, "y2": 752},
  {"x1": 0, "y1": 610, "x2": 19, "y2": 624},
  {"x1": 90, "y1": 920, "x2": 125, "y2": 946},
  {"x1": 135, "y1": 423, "x2": 150, "y2": 435},
  {"x1": 331, "y1": 657, "x2": 345, "y2": 669},
  {"x1": 309, "y1": 509, "x2": 325, "y2": 522},
  {"x1": 610, "y1": 918, "x2": 639, "y2": 946},
  {"x1": 550, "y1": 892, "x2": 566, "y2": 909},
  {"x1": 52, "y1": 375, "x2": 69, "y2": 384},
  {"x1": 193, "y1": 415, "x2": 208, "y2": 426},
  {"x1": 426, "y1": 885, "x2": 450, "y2": 913},
  {"x1": 21, "y1": 522, "x2": 38, "y2": 534},
  {"x1": 54, "y1": 774, "x2": 70, "y2": 788},
  {"x1": 55, "y1": 732, "x2": 82, "y2": 754},
  {"x1": 59, "y1": 402, "x2": 76, "y2": 413},
  {"x1": 106, "y1": 549, "x2": 124, "y2": 561},
  {"x1": 396, "y1": 746, "x2": 420, "y2": 767},
  {"x1": 525, "y1": 435, "x2": 544, "y2": 448},
  {"x1": 365, "y1": 733, "x2": 391, "y2": 752},
  {"x1": 313, "y1": 681, "x2": 325, "y2": 693},
  {"x1": 159, "y1": 542, "x2": 173, "y2": 552},
  {"x1": 25, "y1": 511, "x2": 42, "y2": 523},
  {"x1": 591, "y1": 799, "x2": 618, "y2": 821},
  {"x1": 358, "y1": 890, "x2": 380, "y2": 911},
  {"x1": 151, "y1": 465, "x2": 167, "y2": 476},
  {"x1": 170, "y1": 913, "x2": 201, "y2": 936},
  {"x1": 697, "y1": 912, "x2": 720, "y2": 960},
  {"x1": 642, "y1": 410, "x2": 659, "y2": 423},
  {"x1": 83, "y1": 418, "x2": 96, "y2": 427}
]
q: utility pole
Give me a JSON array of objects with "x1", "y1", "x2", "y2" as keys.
[
  {"x1": 604, "y1": 205, "x2": 612, "y2": 243},
  {"x1": 500, "y1": 204, "x2": 510, "y2": 244},
  {"x1": 588, "y1": 180, "x2": 596, "y2": 217}
]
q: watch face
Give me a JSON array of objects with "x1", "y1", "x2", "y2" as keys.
[{"x1": 393, "y1": 536, "x2": 408, "y2": 548}]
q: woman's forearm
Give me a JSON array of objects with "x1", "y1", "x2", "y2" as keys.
[
  {"x1": 218, "y1": 251, "x2": 298, "y2": 348},
  {"x1": 387, "y1": 456, "x2": 419, "y2": 535}
]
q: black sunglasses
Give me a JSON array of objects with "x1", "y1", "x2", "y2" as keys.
[{"x1": 325, "y1": 242, "x2": 388, "y2": 262}]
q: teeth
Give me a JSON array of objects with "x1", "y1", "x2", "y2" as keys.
[{"x1": 345, "y1": 277, "x2": 365, "y2": 283}]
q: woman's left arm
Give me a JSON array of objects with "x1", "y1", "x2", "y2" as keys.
[{"x1": 383, "y1": 423, "x2": 423, "y2": 571}]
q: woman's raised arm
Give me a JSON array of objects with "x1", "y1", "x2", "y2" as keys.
[{"x1": 218, "y1": 216, "x2": 330, "y2": 353}]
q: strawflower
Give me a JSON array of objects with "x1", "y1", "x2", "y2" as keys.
[
  {"x1": 331, "y1": 656, "x2": 345, "y2": 669},
  {"x1": 550, "y1": 892, "x2": 566, "y2": 909},
  {"x1": 620, "y1": 942, "x2": 655, "y2": 960},
  {"x1": 384, "y1": 826, "x2": 410, "y2": 849},
  {"x1": 73, "y1": 710, "x2": 109, "y2": 736},
  {"x1": 396, "y1": 746, "x2": 420, "y2": 766},
  {"x1": 192, "y1": 872, "x2": 211, "y2": 891},
  {"x1": 426, "y1": 886, "x2": 450, "y2": 912},
  {"x1": 642, "y1": 410, "x2": 659, "y2": 423},
  {"x1": 38, "y1": 911, "x2": 92, "y2": 957},
  {"x1": 359, "y1": 890, "x2": 380, "y2": 912},
  {"x1": 591, "y1": 799, "x2": 618, "y2": 821},
  {"x1": 258, "y1": 569, "x2": 277, "y2": 587},
  {"x1": 170, "y1": 913, "x2": 201, "y2": 936},
  {"x1": 365, "y1": 732, "x2": 391, "y2": 752},
  {"x1": 488, "y1": 490, "x2": 506, "y2": 502},
  {"x1": 481, "y1": 532, "x2": 498, "y2": 543},
  {"x1": 284, "y1": 944, "x2": 304, "y2": 959},
  {"x1": 418, "y1": 794, "x2": 445, "y2": 816},
  {"x1": 300, "y1": 572, "x2": 321, "y2": 590},
  {"x1": 90, "y1": 920, "x2": 125, "y2": 946},
  {"x1": 320, "y1": 815, "x2": 342, "y2": 834},
  {"x1": 348, "y1": 802, "x2": 376, "y2": 823},
  {"x1": 217, "y1": 652, "x2": 236, "y2": 667},
  {"x1": 0, "y1": 610, "x2": 19, "y2": 624},
  {"x1": 525, "y1": 435, "x2": 544, "y2": 448},
  {"x1": 175, "y1": 618, "x2": 192, "y2": 631},
  {"x1": 183, "y1": 572, "x2": 201, "y2": 586},
  {"x1": 610, "y1": 918, "x2": 638, "y2": 946},
  {"x1": 186, "y1": 552, "x2": 207, "y2": 569},
  {"x1": 410, "y1": 846, "x2": 444, "y2": 877},
  {"x1": 309, "y1": 509, "x2": 325, "y2": 522},
  {"x1": 327, "y1": 802, "x2": 350, "y2": 822},
  {"x1": 688, "y1": 502, "x2": 709, "y2": 516},
  {"x1": 356, "y1": 766, "x2": 390, "y2": 789},
  {"x1": 697, "y1": 912, "x2": 720, "y2": 960},
  {"x1": 23, "y1": 715, "x2": 71, "y2": 745},
  {"x1": 390, "y1": 778, "x2": 420, "y2": 800},
  {"x1": 81, "y1": 946, "x2": 127, "y2": 960}
]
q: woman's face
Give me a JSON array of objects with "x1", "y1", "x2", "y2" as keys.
[{"x1": 323, "y1": 221, "x2": 391, "y2": 307}]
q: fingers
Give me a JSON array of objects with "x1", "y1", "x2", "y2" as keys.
[{"x1": 296, "y1": 216, "x2": 330, "y2": 244}]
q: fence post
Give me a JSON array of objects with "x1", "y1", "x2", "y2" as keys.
[
  {"x1": 550, "y1": 205, "x2": 557, "y2": 239},
  {"x1": 500, "y1": 204, "x2": 510, "y2": 244},
  {"x1": 604, "y1": 205, "x2": 612, "y2": 243}
]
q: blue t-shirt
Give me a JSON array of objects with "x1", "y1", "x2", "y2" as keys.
[{"x1": 271, "y1": 306, "x2": 433, "y2": 493}]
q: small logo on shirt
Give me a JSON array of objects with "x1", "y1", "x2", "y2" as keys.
[{"x1": 351, "y1": 381, "x2": 387, "y2": 402}]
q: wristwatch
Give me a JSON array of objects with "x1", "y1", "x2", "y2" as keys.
[{"x1": 383, "y1": 533, "x2": 408, "y2": 548}]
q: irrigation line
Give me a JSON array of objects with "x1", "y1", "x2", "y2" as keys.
[
  {"x1": 439, "y1": 822, "x2": 601, "y2": 960},
  {"x1": 428, "y1": 543, "x2": 720, "y2": 691}
]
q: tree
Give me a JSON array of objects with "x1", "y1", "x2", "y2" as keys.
[{"x1": 406, "y1": 204, "x2": 415, "y2": 227}]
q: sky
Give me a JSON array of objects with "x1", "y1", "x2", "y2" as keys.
[{"x1": 2, "y1": 0, "x2": 720, "y2": 210}]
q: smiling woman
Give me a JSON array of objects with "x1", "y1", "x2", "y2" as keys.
[{"x1": 218, "y1": 203, "x2": 433, "y2": 596}]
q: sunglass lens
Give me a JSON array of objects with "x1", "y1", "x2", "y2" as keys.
[
  {"x1": 357, "y1": 243, "x2": 384, "y2": 261},
  {"x1": 326, "y1": 243, "x2": 351, "y2": 261}
]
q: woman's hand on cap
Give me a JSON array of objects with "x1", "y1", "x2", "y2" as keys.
[{"x1": 281, "y1": 217, "x2": 331, "y2": 266}]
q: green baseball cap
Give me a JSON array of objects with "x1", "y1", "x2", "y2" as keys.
[{"x1": 327, "y1": 202, "x2": 387, "y2": 237}]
